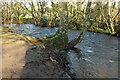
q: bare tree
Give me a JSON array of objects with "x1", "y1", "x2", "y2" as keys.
[{"x1": 43, "y1": 1, "x2": 92, "y2": 50}]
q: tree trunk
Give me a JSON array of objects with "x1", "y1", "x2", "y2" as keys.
[
  {"x1": 24, "y1": 2, "x2": 91, "y2": 50},
  {"x1": 3, "y1": 3, "x2": 7, "y2": 27},
  {"x1": 19, "y1": 16, "x2": 21, "y2": 24},
  {"x1": 10, "y1": 2, "x2": 13, "y2": 28},
  {"x1": 108, "y1": 1, "x2": 115, "y2": 34},
  {"x1": 67, "y1": 2, "x2": 91, "y2": 49},
  {"x1": 44, "y1": 2, "x2": 68, "y2": 50}
]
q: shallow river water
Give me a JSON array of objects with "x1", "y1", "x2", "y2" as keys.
[{"x1": 8, "y1": 24, "x2": 119, "y2": 78}]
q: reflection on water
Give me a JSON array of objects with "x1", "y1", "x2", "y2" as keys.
[{"x1": 8, "y1": 24, "x2": 119, "y2": 78}]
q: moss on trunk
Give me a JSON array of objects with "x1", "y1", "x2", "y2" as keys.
[{"x1": 44, "y1": 32, "x2": 68, "y2": 50}]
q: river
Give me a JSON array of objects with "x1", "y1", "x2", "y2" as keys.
[{"x1": 8, "y1": 24, "x2": 119, "y2": 78}]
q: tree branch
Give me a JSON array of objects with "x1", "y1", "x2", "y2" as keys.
[
  {"x1": 113, "y1": 9, "x2": 120, "y2": 21},
  {"x1": 67, "y1": 2, "x2": 91, "y2": 49}
]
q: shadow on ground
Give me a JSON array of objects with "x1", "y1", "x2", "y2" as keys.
[{"x1": 20, "y1": 46, "x2": 71, "y2": 78}]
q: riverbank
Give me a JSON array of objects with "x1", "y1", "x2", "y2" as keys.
[
  {"x1": 2, "y1": 18, "x2": 120, "y2": 37},
  {"x1": 2, "y1": 26, "x2": 30, "y2": 78},
  {"x1": 1, "y1": 27, "x2": 70, "y2": 78},
  {"x1": 1, "y1": 25, "x2": 119, "y2": 78}
]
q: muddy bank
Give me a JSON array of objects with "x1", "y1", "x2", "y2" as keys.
[
  {"x1": 2, "y1": 28, "x2": 71, "y2": 78},
  {"x1": 20, "y1": 47, "x2": 71, "y2": 78}
]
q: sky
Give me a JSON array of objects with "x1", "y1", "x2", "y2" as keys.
[
  {"x1": 0, "y1": 0, "x2": 120, "y2": 2},
  {"x1": 0, "y1": 0, "x2": 119, "y2": 9}
]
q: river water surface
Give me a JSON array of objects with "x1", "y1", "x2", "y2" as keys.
[{"x1": 8, "y1": 24, "x2": 119, "y2": 78}]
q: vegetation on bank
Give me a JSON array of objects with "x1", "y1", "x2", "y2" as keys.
[
  {"x1": 1, "y1": 1, "x2": 92, "y2": 50},
  {"x1": 1, "y1": 1, "x2": 119, "y2": 78},
  {"x1": 1, "y1": 1, "x2": 120, "y2": 52},
  {"x1": 1, "y1": 2, "x2": 120, "y2": 77},
  {"x1": 1, "y1": 1, "x2": 120, "y2": 37}
]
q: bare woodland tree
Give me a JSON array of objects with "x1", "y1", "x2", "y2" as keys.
[{"x1": 43, "y1": 1, "x2": 92, "y2": 50}]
